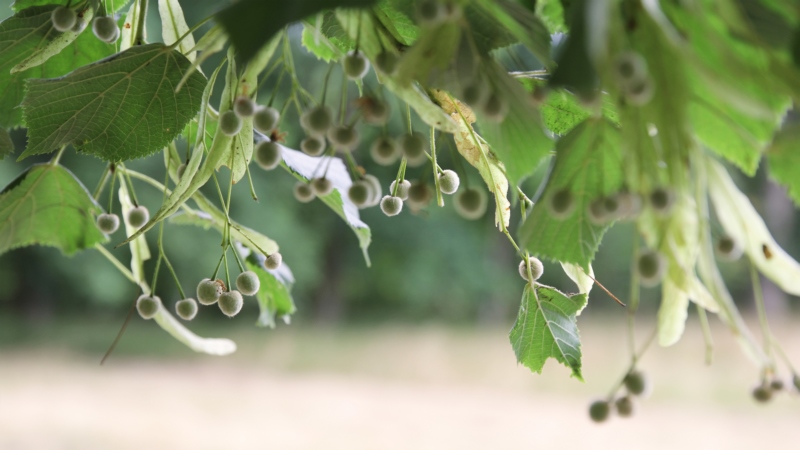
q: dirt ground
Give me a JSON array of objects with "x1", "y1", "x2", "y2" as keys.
[{"x1": 1, "y1": 318, "x2": 798, "y2": 449}]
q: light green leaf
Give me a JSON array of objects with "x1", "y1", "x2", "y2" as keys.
[
  {"x1": 766, "y1": 124, "x2": 800, "y2": 206},
  {"x1": 0, "y1": 128, "x2": 13, "y2": 160},
  {"x1": 561, "y1": 262, "x2": 593, "y2": 302},
  {"x1": 119, "y1": 0, "x2": 142, "y2": 51},
  {"x1": 519, "y1": 118, "x2": 623, "y2": 270},
  {"x1": 373, "y1": 1, "x2": 418, "y2": 46},
  {"x1": 246, "y1": 256, "x2": 296, "y2": 328},
  {"x1": 301, "y1": 13, "x2": 348, "y2": 62},
  {"x1": 159, "y1": 0, "x2": 195, "y2": 62},
  {"x1": 0, "y1": 6, "x2": 117, "y2": 128},
  {"x1": 281, "y1": 147, "x2": 371, "y2": 264},
  {"x1": 302, "y1": 23, "x2": 341, "y2": 62},
  {"x1": 509, "y1": 283, "x2": 587, "y2": 380},
  {"x1": 0, "y1": 164, "x2": 106, "y2": 256},
  {"x1": 20, "y1": 44, "x2": 207, "y2": 162},
  {"x1": 117, "y1": 174, "x2": 150, "y2": 288},
  {"x1": 707, "y1": 157, "x2": 800, "y2": 297},
  {"x1": 11, "y1": 6, "x2": 95, "y2": 73},
  {"x1": 658, "y1": 278, "x2": 689, "y2": 347},
  {"x1": 535, "y1": 0, "x2": 567, "y2": 33}
]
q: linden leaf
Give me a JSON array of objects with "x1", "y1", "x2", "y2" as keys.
[
  {"x1": 246, "y1": 255, "x2": 296, "y2": 328},
  {"x1": 20, "y1": 43, "x2": 206, "y2": 162},
  {"x1": 0, "y1": 164, "x2": 106, "y2": 256},
  {"x1": 509, "y1": 283, "x2": 587, "y2": 380}
]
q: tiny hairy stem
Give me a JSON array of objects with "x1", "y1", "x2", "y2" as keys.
[
  {"x1": 750, "y1": 262, "x2": 775, "y2": 369},
  {"x1": 93, "y1": 164, "x2": 111, "y2": 201},
  {"x1": 49, "y1": 145, "x2": 67, "y2": 166},
  {"x1": 696, "y1": 304, "x2": 714, "y2": 365},
  {"x1": 430, "y1": 128, "x2": 444, "y2": 207}
]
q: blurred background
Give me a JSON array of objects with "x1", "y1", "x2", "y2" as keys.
[{"x1": 1, "y1": 1, "x2": 799, "y2": 449}]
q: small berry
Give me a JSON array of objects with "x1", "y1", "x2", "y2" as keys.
[
  {"x1": 462, "y1": 81, "x2": 488, "y2": 108},
  {"x1": 374, "y1": 51, "x2": 399, "y2": 75},
  {"x1": 416, "y1": 0, "x2": 447, "y2": 25},
  {"x1": 518, "y1": 257, "x2": 544, "y2": 282},
  {"x1": 218, "y1": 290, "x2": 244, "y2": 317},
  {"x1": 482, "y1": 92, "x2": 508, "y2": 122},
  {"x1": 400, "y1": 133, "x2": 428, "y2": 167},
  {"x1": 255, "y1": 141, "x2": 282, "y2": 170},
  {"x1": 770, "y1": 379, "x2": 784, "y2": 391},
  {"x1": 301, "y1": 135, "x2": 327, "y2": 156},
  {"x1": 127, "y1": 206, "x2": 149, "y2": 229},
  {"x1": 616, "y1": 191, "x2": 642, "y2": 220},
  {"x1": 380, "y1": 195, "x2": 403, "y2": 216},
  {"x1": 294, "y1": 182, "x2": 316, "y2": 203},
  {"x1": 233, "y1": 95, "x2": 255, "y2": 118},
  {"x1": 197, "y1": 278, "x2": 222, "y2": 305},
  {"x1": 407, "y1": 181, "x2": 433, "y2": 208},
  {"x1": 603, "y1": 196, "x2": 620, "y2": 217},
  {"x1": 370, "y1": 136, "x2": 400, "y2": 166},
  {"x1": 219, "y1": 110, "x2": 242, "y2": 136},
  {"x1": 253, "y1": 106, "x2": 280, "y2": 134},
  {"x1": 236, "y1": 271, "x2": 260, "y2": 296},
  {"x1": 390, "y1": 179, "x2": 411, "y2": 201},
  {"x1": 92, "y1": 16, "x2": 119, "y2": 43},
  {"x1": 136, "y1": 294, "x2": 161, "y2": 320},
  {"x1": 438, "y1": 170, "x2": 460, "y2": 195},
  {"x1": 752, "y1": 384, "x2": 773, "y2": 403},
  {"x1": 177, "y1": 163, "x2": 188, "y2": 179},
  {"x1": 587, "y1": 199, "x2": 610, "y2": 225},
  {"x1": 625, "y1": 77, "x2": 655, "y2": 106},
  {"x1": 265, "y1": 252, "x2": 283, "y2": 270},
  {"x1": 638, "y1": 250, "x2": 665, "y2": 287},
  {"x1": 614, "y1": 51, "x2": 649, "y2": 83},
  {"x1": 615, "y1": 396, "x2": 634, "y2": 418},
  {"x1": 311, "y1": 177, "x2": 334, "y2": 196},
  {"x1": 303, "y1": 106, "x2": 334, "y2": 135},
  {"x1": 716, "y1": 236, "x2": 743, "y2": 262},
  {"x1": 454, "y1": 187, "x2": 488, "y2": 220},
  {"x1": 327, "y1": 125, "x2": 360, "y2": 151},
  {"x1": 624, "y1": 371, "x2": 647, "y2": 396},
  {"x1": 96, "y1": 213, "x2": 120, "y2": 234},
  {"x1": 175, "y1": 298, "x2": 198, "y2": 321},
  {"x1": 364, "y1": 174, "x2": 383, "y2": 206},
  {"x1": 362, "y1": 99, "x2": 391, "y2": 125},
  {"x1": 588, "y1": 400, "x2": 610, "y2": 423},
  {"x1": 51, "y1": 7, "x2": 77, "y2": 32},
  {"x1": 348, "y1": 181, "x2": 371, "y2": 207},
  {"x1": 548, "y1": 189, "x2": 575, "y2": 219},
  {"x1": 649, "y1": 187, "x2": 674, "y2": 213},
  {"x1": 343, "y1": 50, "x2": 370, "y2": 80}
]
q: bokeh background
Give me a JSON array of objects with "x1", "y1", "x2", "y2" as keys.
[{"x1": 1, "y1": 1, "x2": 799, "y2": 449}]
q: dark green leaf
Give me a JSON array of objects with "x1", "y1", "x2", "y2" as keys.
[
  {"x1": 0, "y1": 6, "x2": 117, "y2": 128},
  {"x1": 767, "y1": 124, "x2": 800, "y2": 206},
  {"x1": 474, "y1": 0, "x2": 553, "y2": 66},
  {"x1": 509, "y1": 283, "x2": 587, "y2": 380},
  {"x1": 519, "y1": 118, "x2": 623, "y2": 270},
  {"x1": 20, "y1": 44, "x2": 207, "y2": 162},
  {"x1": 216, "y1": 0, "x2": 378, "y2": 64},
  {"x1": 0, "y1": 164, "x2": 106, "y2": 256},
  {"x1": 548, "y1": 0, "x2": 595, "y2": 97},
  {"x1": 0, "y1": 128, "x2": 13, "y2": 160},
  {"x1": 246, "y1": 256, "x2": 296, "y2": 328}
]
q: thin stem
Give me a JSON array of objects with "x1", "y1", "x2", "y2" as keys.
[
  {"x1": 696, "y1": 304, "x2": 714, "y2": 365},
  {"x1": 392, "y1": 157, "x2": 408, "y2": 197},
  {"x1": 606, "y1": 328, "x2": 657, "y2": 400},
  {"x1": 50, "y1": 146, "x2": 67, "y2": 165},
  {"x1": 100, "y1": 303, "x2": 135, "y2": 365},
  {"x1": 750, "y1": 261, "x2": 774, "y2": 369},
  {"x1": 627, "y1": 236, "x2": 641, "y2": 356},
  {"x1": 96, "y1": 243, "x2": 146, "y2": 292},
  {"x1": 430, "y1": 128, "x2": 444, "y2": 207},
  {"x1": 134, "y1": 0, "x2": 147, "y2": 46},
  {"x1": 93, "y1": 165, "x2": 111, "y2": 200}
]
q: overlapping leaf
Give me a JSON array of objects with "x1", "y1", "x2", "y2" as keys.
[
  {"x1": 0, "y1": 128, "x2": 13, "y2": 160},
  {"x1": 766, "y1": 124, "x2": 800, "y2": 206},
  {"x1": 519, "y1": 118, "x2": 623, "y2": 270},
  {"x1": 0, "y1": 164, "x2": 106, "y2": 256},
  {"x1": 509, "y1": 284, "x2": 587, "y2": 380},
  {"x1": 246, "y1": 256, "x2": 296, "y2": 328},
  {"x1": 20, "y1": 44, "x2": 207, "y2": 162}
]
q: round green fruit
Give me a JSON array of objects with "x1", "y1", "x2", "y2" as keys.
[
  {"x1": 548, "y1": 189, "x2": 575, "y2": 219},
  {"x1": 254, "y1": 106, "x2": 280, "y2": 134},
  {"x1": 454, "y1": 188, "x2": 488, "y2": 220},
  {"x1": 401, "y1": 133, "x2": 428, "y2": 167},
  {"x1": 219, "y1": 110, "x2": 242, "y2": 136},
  {"x1": 518, "y1": 257, "x2": 544, "y2": 282},
  {"x1": 92, "y1": 16, "x2": 119, "y2": 43},
  {"x1": 265, "y1": 252, "x2": 283, "y2": 270},
  {"x1": 301, "y1": 135, "x2": 327, "y2": 156},
  {"x1": 127, "y1": 206, "x2": 149, "y2": 229},
  {"x1": 311, "y1": 177, "x2": 334, "y2": 196},
  {"x1": 624, "y1": 370, "x2": 647, "y2": 396},
  {"x1": 615, "y1": 396, "x2": 634, "y2": 418},
  {"x1": 327, "y1": 125, "x2": 360, "y2": 151},
  {"x1": 348, "y1": 181, "x2": 371, "y2": 207},
  {"x1": 637, "y1": 251, "x2": 665, "y2": 287},
  {"x1": 375, "y1": 51, "x2": 399, "y2": 75},
  {"x1": 380, "y1": 196, "x2": 404, "y2": 217},
  {"x1": 438, "y1": 170, "x2": 460, "y2": 195},
  {"x1": 588, "y1": 400, "x2": 610, "y2": 423},
  {"x1": 370, "y1": 136, "x2": 400, "y2": 166},
  {"x1": 302, "y1": 106, "x2": 333, "y2": 136},
  {"x1": 96, "y1": 213, "x2": 120, "y2": 234},
  {"x1": 136, "y1": 294, "x2": 161, "y2": 320},
  {"x1": 218, "y1": 290, "x2": 244, "y2": 317},
  {"x1": 51, "y1": 7, "x2": 77, "y2": 32},
  {"x1": 197, "y1": 278, "x2": 222, "y2": 305},
  {"x1": 343, "y1": 50, "x2": 370, "y2": 80},
  {"x1": 255, "y1": 141, "x2": 282, "y2": 170},
  {"x1": 390, "y1": 179, "x2": 411, "y2": 201},
  {"x1": 294, "y1": 182, "x2": 316, "y2": 203},
  {"x1": 236, "y1": 271, "x2": 260, "y2": 296},
  {"x1": 752, "y1": 384, "x2": 773, "y2": 403},
  {"x1": 175, "y1": 298, "x2": 198, "y2": 321}
]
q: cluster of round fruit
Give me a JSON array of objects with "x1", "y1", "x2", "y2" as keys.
[
  {"x1": 547, "y1": 186, "x2": 675, "y2": 224},
  {"x1": 589, "y1": 370, "x2": 648, "y2": 423},
  {"x1": 51, "y1": 6, "x2": 120, "y2": 43},
  {"x1": 751, "y1": 375, "x2": 800, "y2": 404},
  {"x1": 135, "y1": 253, "x2": 282, "y2": 321},
  {"x1": 613, "y1": 51, "x2": 655, "y2": 106},
  {"x1": 96, "y1": 205, "x2": 150, "y2": 235}
]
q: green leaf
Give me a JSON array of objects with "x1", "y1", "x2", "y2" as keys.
[
  {"x1": 548, "y1": 0, "x2": 596, "y2": 96},
  {"x1": 20, "y1": 43, "x2": 207, "y2": 162},
  {"x1": 301, "y1": 12, "x2": 351, "y2": 61},
  {"x1": 216, "y1": 0, "x2": 378, "y2": 64},
  {"x1": 13, "y1": 0, "x2": 130, "y2": 13},
  {"x1": 281, "y1": 147, "x2": 372, "y2": 264},
  {"x1": 767, "y1": 124, "x2": 800, "y2": 206},
  {"x1": 10, "y1": 6, "x2": 95, "y2": 74},
  {"x1": 536, "y1": 0, "x2": 567, "y2": 33},
  {"x1": 473, "y1": 0, "x2": 553, "y2": 66},
  {"x1": 0, "y1": 128, "x2": 13, "y2": 160},
  {"x1": 0, "y1": 164, "x2": 106, "y2": 256},
  {"x1": 301, "y1": 23, "x2": 342, "y2": 62},
  {"x1": 519, "y1": 118, "x2": 623, "y2": 270},
  {"x1": 539, "y1": 89, "x2": 590, "y2": 135},
  {"x1": 509, "y1": 283, "x2": 587, "y2": 380},
  {"x1": 373, "y1": 1, "x2": 418, "y2": 46},
  {"x1": 246, "y1": 256, "x2": 296, "y2": 328},
  {"x1": 0, "y1": 6, "x2": 117, "y2": 128}
]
